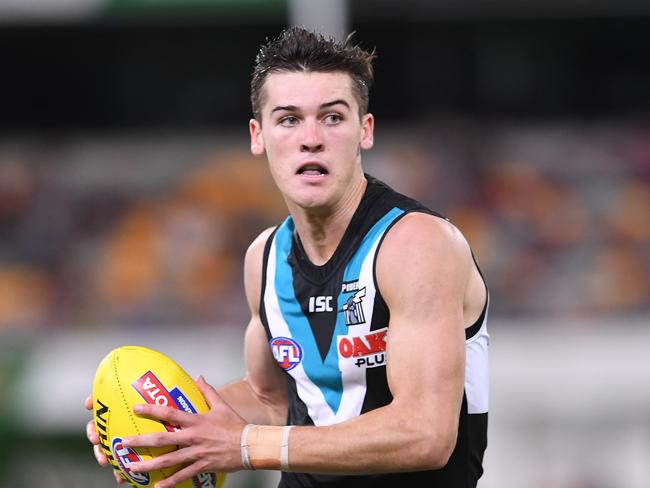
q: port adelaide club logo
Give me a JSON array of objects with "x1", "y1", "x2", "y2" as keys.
[
  {"x1": 270, "y1": 336, "x2": 304, "y2": 371},
  {"x1": 340, "y1": 281, "x2": 366, "y2": 326}
]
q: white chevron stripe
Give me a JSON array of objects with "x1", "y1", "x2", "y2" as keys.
[
  {"x1": 265, "y1": 231, "x2": 386, "y2": 426},
  {"x1": 334, "y1": 235, "x2": 382, "y2": 421},
  {"x1": 265, "y1": 237, "x2": 338, "y2": 425}
]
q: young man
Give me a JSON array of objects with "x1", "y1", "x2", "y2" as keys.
[{"x1": 86, "y1": 27, "x2": 489, "y2": 487}]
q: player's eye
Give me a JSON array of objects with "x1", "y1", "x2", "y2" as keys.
[
  {"x1": 323, "y1": 113, "x2": 342, "y2": 125},
  {"x1": 279, "y1": 115, "x2": 299, "y2": 127}
]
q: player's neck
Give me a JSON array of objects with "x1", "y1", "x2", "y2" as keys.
[{"x1": 290, "y1": 176, "x2": 367, "y2": 266}]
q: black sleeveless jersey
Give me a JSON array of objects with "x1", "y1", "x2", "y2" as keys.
[{"x1": 259, "y1": 175, "x2": 489, "y2": 487}]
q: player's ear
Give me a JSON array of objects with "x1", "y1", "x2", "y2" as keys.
[
  {"x1": 249, "y1": 118, "x2": 265, "y2": 155},
  {"x1": 360, "y1": 113, "x2": 374, "y2": 150}
]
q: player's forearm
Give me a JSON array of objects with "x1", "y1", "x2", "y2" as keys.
[
  {"x1": 287, "y1": 402, "x2": 456, "y2": 475},
  {"x1": 244, "y1": 399, "x2": 458, "y2": 475},
  {"x1": 217, "y1": 378, "x2": 287, "y2": 426}
]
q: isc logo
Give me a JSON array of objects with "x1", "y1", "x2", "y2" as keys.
[
  {"x1": 112, "y1": 437, "x2": 150, "y2": 486},
  {"x1": 270, "y1": 337, "x2": 303, "y2": 371},
  {"x1": 308, "y1": 296, "x2": 333, "y2": 313}
]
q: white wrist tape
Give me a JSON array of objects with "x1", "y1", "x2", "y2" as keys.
[
  {"x1": 280, "y1": 425, "x2": 293, "y2": 471},
  {"x1": 241, "y1": 424, "x2": 293, "y2": 471},
  {"x1": 240, "y1": 424, "x2": 254, "y2": 470}
]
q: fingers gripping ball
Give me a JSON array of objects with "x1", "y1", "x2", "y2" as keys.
[{"x1": 92, "y1": 346, "x2": 226, "y2": 488}]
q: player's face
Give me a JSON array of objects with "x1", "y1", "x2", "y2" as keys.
[{"x1": 249, "y1": 70, "x2": 374, "y2": 212}]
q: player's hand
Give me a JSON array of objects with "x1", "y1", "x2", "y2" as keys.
[
  {"x1": 122, "y1": 375, "x2": 246, "y2": 487},
  {"x1": 85, "y1": 395, "x2": 126, "y2": 484}
]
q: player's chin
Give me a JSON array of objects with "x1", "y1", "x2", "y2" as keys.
[{"x1": 294, "y1": 194, "x2": 333, "y2": 211}]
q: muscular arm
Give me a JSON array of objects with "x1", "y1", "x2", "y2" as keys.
[
  {"x1": 287, "y1": 213, "x2": 470, "y2": 473},
  {"x1": 85, "y1": 227, "x2": 287, "y2": 479},
  {"x1": 121, "y1": 214, "x2": 476, "y2": 484},
  {"x1": 215, "y1": 228, "x2": 288, "y2": 426}
]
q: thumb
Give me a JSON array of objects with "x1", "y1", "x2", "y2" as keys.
[{"x1": 195, "y1": 375, "x2": 222, "y2": 409}]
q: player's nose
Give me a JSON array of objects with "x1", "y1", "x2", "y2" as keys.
[{"x1": 300, "y1": 118, "x2": 323, "y2": 153}]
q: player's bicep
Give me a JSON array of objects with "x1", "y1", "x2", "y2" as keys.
[
  {"x1": 378, "y1": 214, "x2": 468, "y2": 430},
  {"x1": 242, "y1": 226, "x2": 286, "y2": 406},
  {"x1": 224, "y1": 226, "x2": 287, "y2": 424}
]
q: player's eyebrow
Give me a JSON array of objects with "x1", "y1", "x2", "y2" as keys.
[
  {"x1": 271, "y1": 105, "x2": 299, "y2": 114},
  {"x1": 270, "y1": 99, "x2": 351, "y2": 115},
  {"x1": 320, "y1": 99, "x2": 351, "y2": 111}
]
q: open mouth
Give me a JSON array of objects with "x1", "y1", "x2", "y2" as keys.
[{"x1": 297, "y1": 164, "x2": 328, "y2": 176}]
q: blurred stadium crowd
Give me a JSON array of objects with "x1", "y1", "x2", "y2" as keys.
[{"x1": 1, "y1": 121, "x2": 648, "y2": 330}]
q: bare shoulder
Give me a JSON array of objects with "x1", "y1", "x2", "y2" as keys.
[
  {"x1": 244, "y1": 226, "x2": 277, "y2": 314},
  {"x1": 380, "y1": 212, "x2": 472, "y2": 266},
  {"x1": 245, "y1": 226, "x2": 276, "y2": 266},
  {"x1": 377, "y1": 212, "x2": 473, "y2": 308}
]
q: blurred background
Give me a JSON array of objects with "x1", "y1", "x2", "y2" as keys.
[{"x1": 1, "y1": 0, "x2": 649, "y2": 487}]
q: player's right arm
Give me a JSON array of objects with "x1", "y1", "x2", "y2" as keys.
[
  {"x1": 214, "y1": 227, "x2": 288, "y2": 425},
  {"x1": 85, "y1": 227, "x2": 288, "y2": 470}
]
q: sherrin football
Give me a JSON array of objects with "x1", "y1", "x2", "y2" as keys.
[{"x1": 93, "y1": 345, "x2": 226, "y2": 488}]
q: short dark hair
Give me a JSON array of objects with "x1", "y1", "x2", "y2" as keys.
[{"x1": 250, "y1": 26, "x2": 376, "y2": 120}]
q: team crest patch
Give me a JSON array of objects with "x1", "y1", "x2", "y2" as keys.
[
  {"x1": 340, "y1": 286, "x2": 366, "y2": 326},
  {"x1": 270, "y1": 337, "x2": 303, "y2": 371}
]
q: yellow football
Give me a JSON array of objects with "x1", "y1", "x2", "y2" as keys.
[{"x1": 92, "y1": 345, "x2": 226, "y2": 488}]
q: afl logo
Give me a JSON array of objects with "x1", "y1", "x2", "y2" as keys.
[
  {"x1": 270, "y1": 337, "x2": 303, "y2": 371},
  {"x1": 111, "y1": 437, "x2": 150, "y2": 486}
]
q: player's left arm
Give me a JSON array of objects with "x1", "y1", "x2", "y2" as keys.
[{"x1": 286, "y1": 212, "x2": 469, "y2": 473}]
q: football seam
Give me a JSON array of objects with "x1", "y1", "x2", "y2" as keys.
[
  {"x1": 113, "y1": 347, "x2": 215, "y2": 486},
  {"x1": 135, "y1": 349, "x2": 180, "y2": 482},
  {"x1": 148, "y1": 350, "x2": 196, "y2": 482},
  {"x1": 151, "y1": 351, "x2": 211, "y2": 484},
  {"x1": 112, "y1": 351, "x2": 162, "y2": 486}
]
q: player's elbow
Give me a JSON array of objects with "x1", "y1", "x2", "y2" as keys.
[
  {"x1": 416, "y1": 424, "x2": 458, "y2": 470},
  {"x1": 421, "y1": 434, "x2": 456, "y2": 470},
  {"x1": 392, "y1": 401, "x2": 460, "y2": 471}
]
